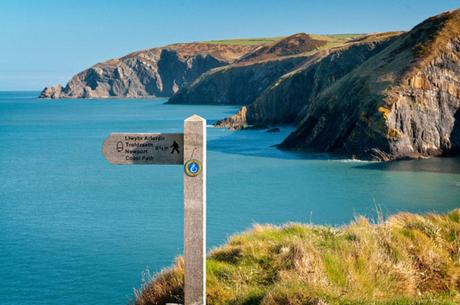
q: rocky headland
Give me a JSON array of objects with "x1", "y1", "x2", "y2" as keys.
[
  {"x1": 40, "y1": 9, "x2": 460, "y2": 161},
  {"x1": 213, "y1": 11, "x2": 460, "y2": 161},
  {"x1": 39, "y1": 43, "x2": 261, "y2": 99}
]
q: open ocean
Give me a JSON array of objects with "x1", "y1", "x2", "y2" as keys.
[{"x1": 1, "y1": 91, "x2": 459, "y2": 305}]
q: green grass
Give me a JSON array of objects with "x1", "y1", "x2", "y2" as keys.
[
  {"x1": 135, "y1": 210, "x2": 460, "y2": 305},
  {"x1": 309, "y1": 33, "x2": 364, "y2": 41},
  {"x1": 205, "y1": 37, "x2": 284, "y2": 45},
  {"x1": 204, "y1": 34, "x2": 366, "y2": 46}
]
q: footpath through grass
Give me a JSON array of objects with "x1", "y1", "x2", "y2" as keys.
[{"x1": 136, "y1": 209, "x2": 460, "y2": 305}]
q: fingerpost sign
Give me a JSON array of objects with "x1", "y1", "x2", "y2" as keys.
[{"x1": 102, "y1": 115, "x2": 207, "y2": 305}]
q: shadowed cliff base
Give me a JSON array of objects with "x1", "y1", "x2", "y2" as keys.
[
  {"x1": 354, "y1": 156, "x2": 460, "y2": 174},
  {"x1": 134, "y1": 209, "x2": 460, "y2": 305}
]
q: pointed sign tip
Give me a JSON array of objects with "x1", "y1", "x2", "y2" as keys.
[{"x1": 185, "y1": 114, "x2": 205, "y2": 122}]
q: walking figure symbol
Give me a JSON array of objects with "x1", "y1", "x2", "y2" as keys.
[{"x1": 170, "y1": 141, "x2": 180, "y2": 154}]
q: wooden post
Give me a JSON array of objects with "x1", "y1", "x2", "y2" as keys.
[
  {"x1": 102, "y1": 115, "x2": 207, "y2": 305},
  {"x1": 183, "y1": 115, "x2": 206, "y2": 305}
]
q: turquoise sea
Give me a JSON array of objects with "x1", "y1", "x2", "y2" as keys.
[{"x1": 1, "y1": 91, "x2": 459, "y2": 305}]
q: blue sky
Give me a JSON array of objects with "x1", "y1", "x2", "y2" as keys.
[{"x1": 1, "y1": 0, "x2": 459, "y2": 90}]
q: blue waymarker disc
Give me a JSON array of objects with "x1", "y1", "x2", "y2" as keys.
[{"x1": 184, "y1": 159, "x2": 202, "y2": 177}]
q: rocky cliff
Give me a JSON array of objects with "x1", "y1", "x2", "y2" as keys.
[
  {"x1": 40, "y1": 33, "x2": 358, "y2": 101},
  {"x1": 216, "y1": 10, "x2": 460, "y2": 160},
  {"x1": 40, "y1": 9, "x2": 460, "y2": 160},
  {"x1": 216, "y1": 33, "x2": 400, "y2": 129},
  {"x1": 39, "y1": 43, "x2": 261, "y2": 98},
  {"x1": 167, "y1": 33, "x2": 330, "y2": 105},
  {"x1": 280, "y1": 9, "x2": 460, "y2": 160},
  {"x1": 167, "y1": 56, "x2": 308, "y2": 105}
]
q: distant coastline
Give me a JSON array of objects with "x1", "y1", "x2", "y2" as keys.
[{"x1": 38, "y1": 10, "x2": 460, "y2": 162}]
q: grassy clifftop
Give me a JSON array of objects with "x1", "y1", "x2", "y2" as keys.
[
  {"x1": 204, "y1": 34, "x2": 364, "y2": 46},
  {"x1": 136, "y1": 209, "x2": 460, "y2": 305}
]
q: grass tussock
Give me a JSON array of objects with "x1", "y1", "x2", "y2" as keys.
[{"x1": 135, "y1": 210, "x2": 460, "y2": 305}]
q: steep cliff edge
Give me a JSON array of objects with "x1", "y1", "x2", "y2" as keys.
[
  {"x1": 167, "y1": 33, "x2": 358, "y2": 105},
  {"x1": 217, "y1": 10, "x2": 460, "y2": 160},
  {"x1": 280, "y1": 9, "x2": 460, "y2": 160},
  {"x1": 39, "y1": 43, "x2": 261, "y2": 99},
  {"x1": 216, "y1": 33, "x2": 401, "y2": 129},
  {"x1": 39, "y1": 9, "x2": 460, "y2": 160},
  {"x1": 167, "y1": 56, "x2": 308, "y2": 105}
]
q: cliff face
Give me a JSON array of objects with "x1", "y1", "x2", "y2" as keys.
[
  {"x1": 217, "y1": 34, "x2": 399, "y2": 129},
  {"x1": 39, "y1": 9, "x2": 460, "y2": 160},
  {"x1": 280, "y1": 10, "x2": 460, "y2": 160},
  {"x1": 39, "y1": 33, "x2": 353, "y2": 101},
  {"x1": 167, "y1": 56, "x2": 308, "y2": 105},
  {"x1": 39, "y1": 43, "x2": 259, "y2": 98},
  {"x1": 217, "y1": 10, "x2": 460, "y2": 160},
  {"x1": 167, "y1": 33, "x2": 329, "y2": 105}
]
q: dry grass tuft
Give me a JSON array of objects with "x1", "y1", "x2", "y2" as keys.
[
  {"x1": 135, "y1": 209, "x2": 460, "y2": 305},
  {"x1": 134, "y1": 257, "x2": 184, "y2": 305}
]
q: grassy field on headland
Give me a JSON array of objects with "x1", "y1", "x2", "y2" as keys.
[
  {"x1": 204, "y1": 33, "x2": 364, "y2": 46},
  {"x1": 205, "y1": 37, "x2": 284, "y2": 45},
  {"x1": 136, "y1": 209, "x2": 460, "y2": 305}
]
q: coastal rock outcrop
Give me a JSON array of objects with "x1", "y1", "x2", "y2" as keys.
[
  {"x1": 280, "y1": 9, "x2": 460, "y2": 160},
  {"x1": 40, "y1": 9, "x2": 460, "y2": 161},
  {"x1": 216, "y1": 33, "x2": 399, "y2": 129},
  {"x1": 167, "y1": 56, "x2": 307, "y2": 105},
  {"x1": 39, "y1": 43, "x2": 260, "y2": 98},
  {"x1": 167, "y1": 33, "x2": 327, "y2": 105},
  {"x1": 217, "y1": 10, "x2": 460, "y2": 160}
]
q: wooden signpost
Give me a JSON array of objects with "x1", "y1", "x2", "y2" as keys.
[
  {"x1": 102, "y1": 133, "x2": 184, "y2": 165},
  {"x1": 102, "y1": 115, "x2": 206, "y2": 305}
]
